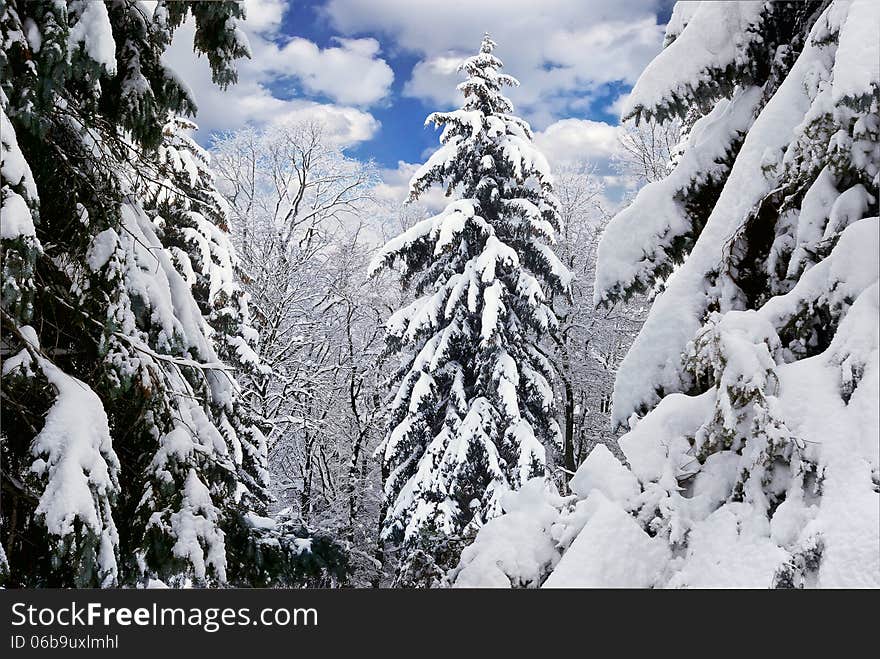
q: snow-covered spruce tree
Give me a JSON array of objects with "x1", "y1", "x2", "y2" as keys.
[
  {"x1": 142, "y1": 117, "x2": 268, "y2": 521},
  {"x1": 0, "y1": 1, "x2": 345, "y2": 587},
  {"x1": 370, "y1": 35, "x2": 571, "y2": 584},
  {"x1": 454, "y1": 0, "x2": 879, "y2": 589},
  {"x1": 140, "y1": 118, "x2": 347, "y2": 586}
]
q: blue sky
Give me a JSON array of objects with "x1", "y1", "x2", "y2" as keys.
[
  {"x1": 166, "y1": 0, "x2": 674, "y2": 200},
  {"x1": 267, "y1": 2, "x2": 441, "y2": 168}
]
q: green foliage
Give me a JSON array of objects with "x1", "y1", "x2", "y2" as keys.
[{"x1": 0, "y1": 0, "x2": 347, "y2": 589}]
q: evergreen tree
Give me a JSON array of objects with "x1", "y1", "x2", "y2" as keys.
[
  {"x1": 0, "y1": 0, "x2": 346, "y2": 587},
  {"x1": 456, "y1": 0, "x2": 880, "y2": 587},
  {"x1": 142, "y1": 117, "x2": 348, "y2": 587},
  {"x1": 594, "y1": 0, "x2": 878, "y2": 587},
  {"x1": 454, "y1": 0, "x2": 878, "y2": 589},
  {"x1": 370, "y1": 35, "x2": 571, "y2": 584},
  {"x1": 143, "y1": 116, "x2": 270, "y2": 519}
]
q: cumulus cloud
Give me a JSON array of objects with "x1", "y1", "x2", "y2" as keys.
[
  {"x1": 402, "y1": 55, "x2": 464, "y2": 108},
  {"x1": 270, "y1": 103, "x2": 380, "y2": 145},
  {"x1": 535, "y1": 118, "x2": 620, "y2": 166},
  {"x1": 239, "y1": 1, "x2": 393, "y2": 108},
  {"x1": 322, "y1": 0, "x2": 665, "y2": 127},
  {"x1": 531, "y1": 118, "x2": 638, "y2": 201},
  {"x1": 605, "y1": 93, "x2": 630, "y2": 120},
  {"x1": 160, "y1": 0, "x2": 389, "y2": 145},
  {"x1": 374, "y1": 161, "x2": 450, "y2": 211},
  {"x1": 245, "y1": 36, "x2": 394, "y2": 106},
  {"x1": 242, "y1": 0, "x2": 287, "y2": 34}
]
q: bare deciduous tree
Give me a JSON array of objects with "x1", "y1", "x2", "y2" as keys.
[
  {"x1": 212, "y1": 121, "x2": 395, "y2": 585},
  {"x1": 612, "y1": 118, "x2": 682, "y2": 188},
  {"x1": 546, "y1": 164, "x2": 646, "y2": 486}
]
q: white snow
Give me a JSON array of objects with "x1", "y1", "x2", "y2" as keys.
[
  {"x1": 774, "y1": 283, "x2": 879, "y2": 587},
  {"x1": 86, "y1": 228, "x2": 119, "y2": 271},
  {"x1": 480, "y1": 281, "x2": 504, "y2": 344},
  {"x1": 28, "y1": 354, "x2": 121, "y2": 585},
  {"x1": 23, "y1": 17, "x2": 42, "y2": 53},
  {"x1": 569, "y1": 444, "x2": 639, "y2": 503},
  {"x1": 823, "y1": 184, "x2": 875, "y2": 239},
  {"x1": 518, "y1": 220, "x2": 878, "y2": 587},
  {"x1": 832, "y1": 0, "x2": 880, "y2": 103},
  {"x1": 667, "y1": 503, "x2": 789, "y2": 588},
  {"x1": 68, "y1": 0, "x2": 117, "y2": 75},
  {"x1": 453, "y1": 479, "x2": 565, "y2": 588},
  {"x1": 0, "y1": 193, "x2": 35, "y2": 240},
  {"x1": 605, "y1": 13, "x2": 837, "y2": 426},
  {"x1": 168, "y1": 469, "x2": 227, "y2": 583},
  {"x1": 1, "y1": 106, "x2": 38, "y2": 240},
  {"x1": 597, "y1": 86, "x2": 762, "y2": 305},
  {"x1": 623, "y1": 1, "x2": 765, "y2": 120},
  {"x1": 543, "y1": 492, "x2": 669, "y2": 588},
  {"x1": 662, "y1": 1, "x2": 701, "y2": 48},
  {"x1": 620, "y1": 390, "x2": 714, "y2": 483},
  {"x1": 2, "y1": 326, "x2": 39, "y2": 376},
  {"x1": 0, "y1": 107, "x2": 37, "y2": 200},
  {"x1": 764, "y1": 217, "x2": 879, "y2": 331},
  {"x1": 787, "y1": 166, "x2": 841, "y2": 277}
]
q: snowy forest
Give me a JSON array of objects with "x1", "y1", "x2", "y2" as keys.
[{"x1": 0, "y1": 0, "x2": 877, "y2": 589}]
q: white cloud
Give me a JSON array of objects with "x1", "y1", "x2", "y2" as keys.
[
  {"x1": 605, "y1": 93, "x2": 630, "y2": 119},
  {"x1": 244, "y1": 35, "x2": 394, "y2": 106},
  {"x1": 322, "y1": 0, "x2": 665, "y2": 127},
  {"x1": 532, "y1": 118, "x2": 642, "y2": 201},
  {"x1": 161, "y1": 7, "x2": 387, "y2": 146},
  {"x1": 402, "y1": 55, "x2": 463, "y2": 107},
  {"x1": 534, "y1": 118, "x2": 620, "y2": 166},
  {"x1": 238, "y1": 2, "x2": 394, "y2": 108},
  {"x1": 272, "y1": 103, "x2": 380, "y2": 145},
  {"x1": 375, "y1": 161, "x2": 449, "y2": 211},
  {"x1": 243, "y1": 0, "x2": 286, "y2": 34},
  {"x1": 323, "y1": 0, "x2": 660, "y2": 53}
]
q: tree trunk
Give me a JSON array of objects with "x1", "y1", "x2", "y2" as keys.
[
  {"x1": 346, "y1": 433, "x2": 364, "y2": 543},
  {"x1": 563, "y1": 379, "x2": 576, "y2": 477}
]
